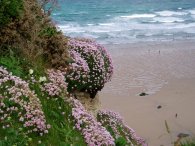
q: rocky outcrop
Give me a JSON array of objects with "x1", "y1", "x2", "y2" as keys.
[{"x1": 73, "y1": 91, "x2": 101, "y2": 117}]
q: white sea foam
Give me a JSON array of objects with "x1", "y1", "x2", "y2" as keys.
[
  {"x1": 153, "y1": 17, "x2": 185, "y2": 23},
  {"x1": 58, "y1": 21, "x2": 195, "y2": 39},
  {"x1": 87, "y1": 24, "x2": 94, "y2": 26},
  {"x1": 58, "y1": 24, "x2": 85, "y2": 33},
  {"x1": 188, "y1": 9, "x2": 195, "y2": 15},
  {"x1": 170, "y1": 23, "x2": 195, "y2": 29},
  {"x1": 99, "y1": 23, "x2": 115, "y2": 26},
  {"x1": 120, "y1": 14, "x2": 156, "y2": 19},
  {"x1": 192, "y1": 15, "x2": 195, "y2": 19},
  {"x1": 156, "y1": 10, "x2": 187, "y2": 16},
  {"x1": 91, "y1": 29, "x2": 111, "y2": 33}
]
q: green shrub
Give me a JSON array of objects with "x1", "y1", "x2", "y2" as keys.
[
  {"x1": 39, "y1": 26, "x2": 60, "y2": 37},
  {"x1": 0, "y1": 0, "x2": 23, "y2": 27}
]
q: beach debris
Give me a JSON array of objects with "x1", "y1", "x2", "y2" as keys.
[
  {"x1": 165, "y1": 120, "x2": 170, "y2": 134},
  {"x1": 157, "y1": 105, "x2": 162, "y2": 109},
  {"x1": 175, "y1": 113, "x2": 178, "y2": 118},
  {"x1": 139, "y1": 92, "x2": 148, "y2": 96},
  {"x1": 177, "y1": 133, "x2": 189, "y2": 138},
  {"x1": 174, "y1": 140, "x2": 180, "y2": 146},
  {"x1": 174, "y1": 133, "x2": 190, "y2": 146}
]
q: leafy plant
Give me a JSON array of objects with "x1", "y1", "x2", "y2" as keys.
[
  {"x1": 0, "y1": 0, "x2": 23, "y2": 27},
  {"x1": 115, "y1": 137, "x2": 127, "y2": 146}
]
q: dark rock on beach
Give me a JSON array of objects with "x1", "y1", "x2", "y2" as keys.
[{"x1": 139, "y1": 92, "x2": 149, "y2": 96}]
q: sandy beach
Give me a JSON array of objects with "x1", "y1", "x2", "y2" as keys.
[{"x1": 99, "y1": 40, "x2": 195, "y2": 146}]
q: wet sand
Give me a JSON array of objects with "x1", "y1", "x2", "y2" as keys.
[{"x1": 99, "y1": 40, "x2": 195, "y2": 146}]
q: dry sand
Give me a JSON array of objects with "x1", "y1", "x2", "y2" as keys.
[{"x1": 99, "y1": 40, "x2": 195, "y2": 146}]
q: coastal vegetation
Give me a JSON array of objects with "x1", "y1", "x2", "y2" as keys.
[
  {"x1": 67, "y1": 38, "x2": 113, "y2": 98},
  {"x1": 180, "y1": 140, "x2": 195, "y2": 146},
  {"x1": 0, "y1": 0, "x2": 147, "y2": 145}
]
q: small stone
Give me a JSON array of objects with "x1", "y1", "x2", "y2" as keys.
[
  {"x1": 157, "y1": 105, "x2": 162, "y2": 109},
  {"x1": 139, "y1": 92, "x2": 148, "y2": 96}
]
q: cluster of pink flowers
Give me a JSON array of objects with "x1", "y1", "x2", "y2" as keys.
[
  {"x1": 0, "y1": 66, "x2": 50, "y2": 135},
  {"x1": 42, "y1": 69, "x2": 67, "y2": 96},
  {"x1": 68, "y1": 97, "x2": 115, "y2": 145},
  {"x1": 98, "y1": 110, "x2": 147, "y2": 146},
  {"x1": 67, "y1": 38, "x2": 113, "y2": 98},
  {"x1": 69, "y1": 50, "x2": 89, "y2": 73}
]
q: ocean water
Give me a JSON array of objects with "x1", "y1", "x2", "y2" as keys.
[{"x1": 52, "y1": 0, "x2": 195, "y2": 44}]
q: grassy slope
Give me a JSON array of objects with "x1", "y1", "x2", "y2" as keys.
[
  {"x1": 0, "y1": 1, "x2": 86, "y2": 144},
  {"x1": 0, "y1": 54, "x2": 86, "y2": 146}
]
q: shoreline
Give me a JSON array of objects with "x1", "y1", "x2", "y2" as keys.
[
  {"x1": 100, "y1": 40, "x2": 195, "y2": 145},
  {"x1": 102, "y1": 38, "x2": 195, "y2": 46}
]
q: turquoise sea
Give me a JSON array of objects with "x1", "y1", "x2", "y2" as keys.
[{"x1": 52, "y1": 0, "x2": 195, "y2": 44}]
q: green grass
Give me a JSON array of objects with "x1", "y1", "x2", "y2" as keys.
[
  {"x1": 180, "y1": 140, "x2": 195, "y2": 146},
  {"x1": 35, "y1": 95, "x2": 86, "y2": 146},
  {"x1": 0, "y1": 49, "x2": 26, "y2": 77},
  {"x1": 0, "y1": 48, "x2": 47, "y2": 78}
]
